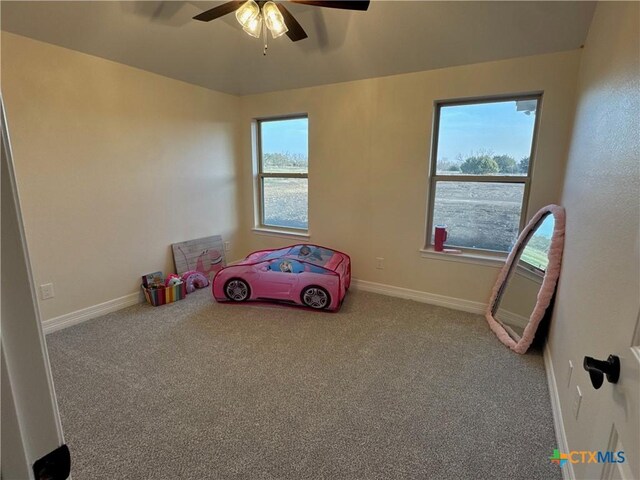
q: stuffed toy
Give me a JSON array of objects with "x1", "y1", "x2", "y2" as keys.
[
  {"x1": 181, "y1": 271, "x2": 209, "y2": 293},
  {"x1": 165, "y1": 274, "x2": 182, "y2": 287}
]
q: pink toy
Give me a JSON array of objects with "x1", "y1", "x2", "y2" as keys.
[
  {"x1": 212, "y1": 244, "x2": 351, "y2": 311},
  {"x1": 181, "y1": 271, "x2": 209, "y2": 294},
  {"x1": 165, "y1": 274, "x2": 182, "y2": 287}
]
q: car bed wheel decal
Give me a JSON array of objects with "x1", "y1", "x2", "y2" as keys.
[
  {"x1": 302, "y1": 287, "x2": 329, "y2": 309},
  {"x1": 225, "y1": 280, "x2": 249, "y2": 301}
]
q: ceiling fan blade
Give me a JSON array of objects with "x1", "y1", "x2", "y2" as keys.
[
  {"x1": 289, "y1": 1, "x2": 370, "y2": 11},
  {"x1": 277, "y1": 4, "x2": 308, "y2": 42},
  {"x1": 193, "y1": 1, "x2": 243, "y2": 22}
]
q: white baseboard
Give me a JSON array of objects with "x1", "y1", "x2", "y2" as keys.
[
  {"x1": 41, "y1": 262, "x2": 249, "y2": 335},
  {"x1": 496, "y1": 308, "x2": 530, "y2": 328},
  {"x1": 42, "y1": 292, "x2": 142, "y2": 334},
  {"x1": 351, "y1": 278, "x2": 486, "y2": 314},
  {"x1": 544, "y1": 343, "x2": 575, "y2": 480}
]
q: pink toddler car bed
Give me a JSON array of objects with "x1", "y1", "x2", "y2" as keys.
[{"x1": 212, "y1": 244, "x2": 351, "y2": 311}]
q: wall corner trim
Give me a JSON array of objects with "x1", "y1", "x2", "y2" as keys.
[
  {"x1": 543, "y1": 343, "x2": 575, "y2": 480},
  {"x1": 351, "y1": 278, "x2": 486, "y2": 314},
  {"x1": 42, "y1": 292, "x2": 142, "y2": 334}
]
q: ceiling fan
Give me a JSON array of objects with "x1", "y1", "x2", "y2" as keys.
[{"x1": 193, "y1": 0, "x2": 370, "y2": 43}]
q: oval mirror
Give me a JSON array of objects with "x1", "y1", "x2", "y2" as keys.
[{"x1": 485, "y1": 205, "x2": 566, "y2": 354}]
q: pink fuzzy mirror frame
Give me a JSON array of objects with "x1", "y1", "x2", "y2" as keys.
[{"x1": 485, "y1": 205, "x2": 566, "y2": 354}]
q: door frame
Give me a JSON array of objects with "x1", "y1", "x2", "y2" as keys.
[{"x1": 1, "y1": 94, "x2": 66, "y2": 478}]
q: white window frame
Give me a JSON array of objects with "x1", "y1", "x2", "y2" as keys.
[
  {"x1": 254, "y1": 115, "x2": 309, "y2": 236},
  {"x1": 425, "y1": 94, "x2": 542, "y2": 254}
]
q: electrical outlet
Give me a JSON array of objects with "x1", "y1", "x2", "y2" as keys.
[
  {"x1": 572, "y1": 385, "x2": 582, "y2": 420},
  {"x1": 567, "y1": 360, "x2": 574, "y2": 388},
  {"x1": 224, "y1": 241, "x2": 231, "y2": 252},
  {"x1": 40, "y1": 283, "x2": 55, "y2": 300},
  {"x1": 376, "y1": 257, "x2": 384, "y2": 269}
]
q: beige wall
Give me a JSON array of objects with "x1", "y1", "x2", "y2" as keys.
[
  {"x1": 1, "y1": 34, "x2": 586, "y2": 320},
  {"x1": 238, "y1": 51, "x2": 581, "y2": 303},
  {"x1": 1, "y1": 32, "x2": 242, "y2": 320},
  {"x1": 549, "y1": 3, "x2": 639, "y2": 478}
]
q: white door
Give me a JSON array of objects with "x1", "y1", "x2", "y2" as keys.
[
  {"x1": 1, "y1": 95, "x2": 68, "y2": 479},
  {"x1": 583, "y1": 313, "x2": 639, "y2": 480}
]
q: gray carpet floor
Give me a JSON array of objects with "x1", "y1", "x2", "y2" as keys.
[{"x1": 46, "y1": 289, "x2": 560, "y2": 480}]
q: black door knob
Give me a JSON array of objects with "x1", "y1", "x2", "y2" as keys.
[{"x1": 583, "y1": 355, "x2": 620, "y2": 389}]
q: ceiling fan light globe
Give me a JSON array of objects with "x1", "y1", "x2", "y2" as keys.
[
  {"x1": 242, "y1": 13, "x2": 263, "y2": 38},
  {"x1": 235, "y1": 0, "x2": 260, "y2": 28},
  {"x1": 268, "y1": 20, "x2": 289, "y2": 38},
  {"x1": 262, "y1": 1, "x2": 288, "y2": 38}
]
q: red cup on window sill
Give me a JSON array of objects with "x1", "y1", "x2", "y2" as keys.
[{"x1": 434, "y1": 225, "x2": 448, "y2": 252}]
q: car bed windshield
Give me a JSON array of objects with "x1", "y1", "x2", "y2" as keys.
[
  {"x1": 286, "y1": 245, "x2": 335, "y2": 267},
  {"x1": 262, "y1": 248, "x2": 292, "y2": 261}
]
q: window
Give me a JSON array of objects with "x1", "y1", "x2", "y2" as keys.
[
  {"x1": 257, "y1": 116, "x2": 308, "y2": 231},
  {"x1": 426, "y1": 95, "x2": 541, "y2": 253}
]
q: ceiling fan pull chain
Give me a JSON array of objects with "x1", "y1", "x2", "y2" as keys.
[{"x1": 263, "y1": 20, "x2": 268, "y2": 55}]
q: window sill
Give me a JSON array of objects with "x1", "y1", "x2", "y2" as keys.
[
  {"x1": 419, "y1": 248, "x2": 506, "y2": 268},
  {"x1": 251, "y1": 227, "x2": 310, "y2": 240}
]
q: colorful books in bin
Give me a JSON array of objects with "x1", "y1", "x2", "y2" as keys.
[{"x1": 141, "y1": 272, "x2": 186, "y2": 307}]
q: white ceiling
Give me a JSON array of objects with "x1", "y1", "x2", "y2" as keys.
[{"x1": 1, "y1": 1, "x2": 596, "y2": 95}]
